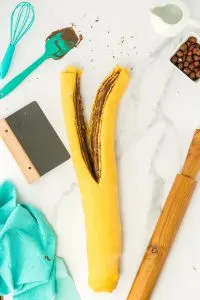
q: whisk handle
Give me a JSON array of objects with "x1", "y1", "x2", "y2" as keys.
[
  {"x1": 0, "y1": 44, "x2": 15, "y2": 79},
  {"x1": 0, "y1": 53, "x2": 48, "y2": 99}
]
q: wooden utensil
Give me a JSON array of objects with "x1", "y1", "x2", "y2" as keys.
[
  {"x1": 0, "y1": 101, "x2": 70, "y2": 183},
  {"x1": 127, "y1": 129, "x2": 200, "y2": 300}
]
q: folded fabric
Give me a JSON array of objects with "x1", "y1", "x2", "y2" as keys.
[{"x1": 0, "y1": 181, "x2": 80, "y2": 300}]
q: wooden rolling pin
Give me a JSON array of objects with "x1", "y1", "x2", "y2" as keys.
[{"x1": 127, "y1": 129, "x2": 200, "y2": 300}]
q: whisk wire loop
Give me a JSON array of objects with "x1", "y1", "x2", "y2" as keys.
[{"x1": 10, "y1": 2, "x2": 35, "y2": 46}]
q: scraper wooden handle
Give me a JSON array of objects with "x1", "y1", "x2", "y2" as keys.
[{"x1": 127, "y1": 129, "x2": 200, "y2": 300}]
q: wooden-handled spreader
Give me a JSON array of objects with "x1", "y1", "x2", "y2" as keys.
[{"x1": 128, "y1": 129, "x2": 200, "y2": 300}]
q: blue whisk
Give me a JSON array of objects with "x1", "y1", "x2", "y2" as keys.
[{"x1": 0, "y1": 2, "x2": 35, "y2": 79}]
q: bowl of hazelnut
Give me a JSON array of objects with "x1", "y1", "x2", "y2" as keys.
[{"x1": 170, "y1": 34, "x2": 200, "y2": 81}]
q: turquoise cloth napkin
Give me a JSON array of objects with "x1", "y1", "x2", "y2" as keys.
[{"x1": 0, "y1": 181, "x2": 80, "y2": 300}]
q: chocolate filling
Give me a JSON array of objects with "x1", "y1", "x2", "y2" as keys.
[
  {"x1": 74, "y1": 70, "x2": 120, "y2": 182},
  {"x1": 47, "y1": 27, "x2": 82, "y2": 59},
  {"x1": 90, "y1": 71, "x2": 120, "y2": 180},
  {"x1": 74, "y1": 75, "x2": 95, "y2": 178}
]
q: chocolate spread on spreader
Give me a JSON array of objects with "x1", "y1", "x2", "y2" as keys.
[
  {"x1": 47, "y1": 27, "x2": 82, "y2": 59},
  {"x1": 73, "y1": 70, "x2": 120, "y2": 182}
]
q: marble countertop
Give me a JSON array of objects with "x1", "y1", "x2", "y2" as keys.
[{"x1": 1, "y1": 0, "x2": 200, "y2": 299}]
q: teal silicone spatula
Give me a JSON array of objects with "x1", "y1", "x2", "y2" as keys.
[{"x1": 0, "y1": 27, "x2": 81, "y2": 99}]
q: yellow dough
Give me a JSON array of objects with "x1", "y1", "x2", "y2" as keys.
[{"x1": 60, "y1": 66, "x2": 130, "y2": 292}]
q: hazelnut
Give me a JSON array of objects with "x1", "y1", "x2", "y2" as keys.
[
  {"x1": 189, "y1": 36, "x2": 197, "y2": 44},
  {"x1": 178, "y1": 63, "x2": 184, "y2": 69},
  {"x1": 194, "y1": 61, "x2": 200, "y2": 67},
  {"x1": 183, "y1": 68, "x2": 191, "y2": 75},
  {"x1": 180, "y1": 43, "x2": 187, "y2": 51},
  {"x1": 188, "y1": 51, "x2": 193, "y2": 56},
  {"x1": 193, "y1": 48, "x2": 200, "y2": 55},
  {"x1": 189, "y1": 72, "x2": 196, "y2": 80},
  {"x1": 193, "y1": 47, "x2": 199, "y2": 53},
  {"x1": 186, "y1": 41, "x2": 191, "y2": 47},
  {"x1": 171, "y1": 55, "x2": 178, "y2": 64},
  {"x1": 196, "y1": 70, "x2": 200, "y2": 78},
  {"x1": 184, "y1": 61, "x2": 189, "y2": 67},
  {"x1": 189, "y1": 63, "x2": 195, "y2": 71},
  {"x1": 178, "y1": 57, "x2": 183, "y2": 63},
  {"x1": 176, "y1": 50, "x2": 184, "y2": 57},
  {"x1": 186, "y1": 56, "x2": 193, "y2": 63},
  {"x1": 194, "y1": 55, "x2": 200, "y2": 61},
  {"x1": 182, "y1": 55, "x2": 186, "y2": 62},
  {"x1": 189, "y1": 44, "x2": 196, "y2": 51}
]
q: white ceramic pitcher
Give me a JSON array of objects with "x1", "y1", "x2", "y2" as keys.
[{"x1": 150, "y1": 0, "x2": 200, "y2": 37}]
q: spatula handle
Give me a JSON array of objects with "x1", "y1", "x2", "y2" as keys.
[
  {"x1": 0, "y1": 44, "x2": 15, "y2": 79},
  {"x1": 127, "y1": 174, "x2": 196, "y2": 300},
  {"x1": 0, "y1": 53, "x2": 47, "y2": 99}
]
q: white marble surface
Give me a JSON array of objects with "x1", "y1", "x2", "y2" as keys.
[{"x1": 1, "y1": 0, "x2": 200, "y2": 299}]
